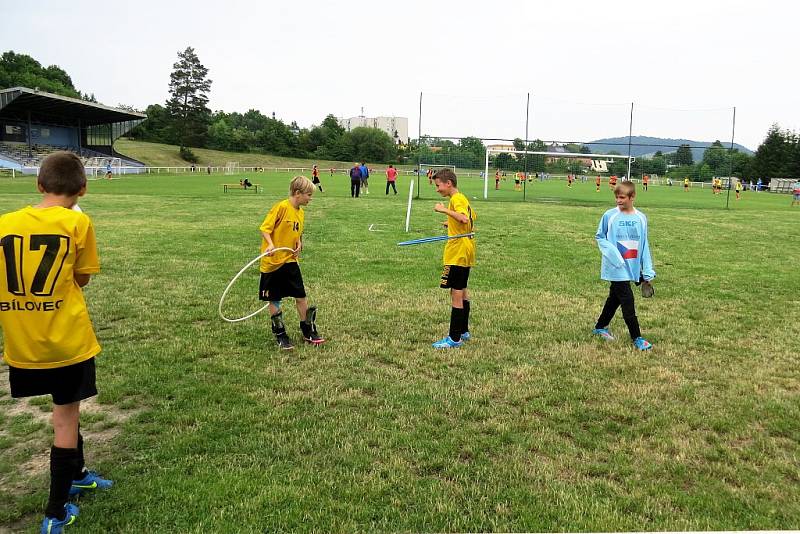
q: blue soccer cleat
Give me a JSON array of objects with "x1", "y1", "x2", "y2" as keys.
[
  {"x1": 432, "y1": 336, "x2": 463, "y2": 349},
  {"x1": 460, "y1": 331, "x2": 471, "y2": 342},
  {"x1": 633, "y1": 337, "x2": 653, "y2": 351},
  {"x1": 41, "y1": 503, "x2": 78, "y2": 534},
  {"x1": 592, "y1": 328, "x2": 615, "y2": 341},
  {"x1": 69, "y1": 470, "x2": 113, "y2": 497}
]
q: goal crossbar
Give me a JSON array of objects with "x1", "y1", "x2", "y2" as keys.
[{"x1": 483, "y1": 149, "x2": 634, "y2": 198}]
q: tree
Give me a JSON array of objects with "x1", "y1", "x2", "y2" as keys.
[
  {"x1": 127, "y1": 104, "x2": 170, "y2": 142},
  {"x1": 702, "y1": 140, "x2": 728, "y2": 174},
  {"x1": 493, "y1": 152, "x2": 513, "y2": 170},
  {"x1": 321, "y1": 114, "x2": 345, "y2": 135},
  {"x1": 0, "y1": 51, "x2": 81, "y2": 98},
  {"x1": 641, "y1": 156, "x2": 667, "y2": 176},
  {"x1": 697, "y1": 163, "x2": 714, "y2": 181},
  {"x1": 675, "y1": 144, "x2": 694, "y2": 166},
  {"x1": 752, "y1": 123, "x2": 794, "y2": 179},
  {"x1": 348, "y1": 127, "x2": 397, "y2": 162},
  {"x1": 166, "y1": 47, "x2": 212, "y2": 149}
]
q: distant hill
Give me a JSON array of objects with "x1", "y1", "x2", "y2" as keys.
[{"x1": 585, "y1": 136, "x2": 754, "y2": 161}]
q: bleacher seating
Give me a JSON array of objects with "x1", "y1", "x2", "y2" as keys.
[{"x1": 0, "y1": 142, "x2": 140, "y2": 168}]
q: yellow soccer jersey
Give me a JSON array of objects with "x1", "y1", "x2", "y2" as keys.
[
  {"x1": 443, "y1": 192, "x2": 476, "y2": 267},
  {"x1": 0, "y1": 206, "x2": 101, "y2": 369},
  {"x1": 259, "y1": 199, "x2": 304, "y2": 273}
]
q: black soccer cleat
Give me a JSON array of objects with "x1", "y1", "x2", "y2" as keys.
[
  {"x1": 271, "y1": 311, "x2": 295, "y2": 350},
  {"x1": 276, "y1": 332, "x2": 295, "y2": 351},
  {"x1": 302, "y1": 330, "x2": 325, "y2": 345},
  {"x1": 300, "y1": 306, "x2": 325, "y2": 345}
]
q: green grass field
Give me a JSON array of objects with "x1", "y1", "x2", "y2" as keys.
[{"x1": 0, "y1": 172, "x2": 798, "y2": 532}]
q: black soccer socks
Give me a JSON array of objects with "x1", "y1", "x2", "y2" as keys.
[
  {"x1": 449, "y1": 307, "x2": 465, "y2": 342},
  {"x1": 46, "y1": 446, "x2": 80, "y2": 519}
]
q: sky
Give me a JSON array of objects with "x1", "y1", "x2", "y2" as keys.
[{"x1": 2, "y1": 0, "x2": 796, "y2": 150}]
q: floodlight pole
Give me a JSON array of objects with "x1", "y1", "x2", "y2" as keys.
[
  {"x1": 626, "y1": 102, "x2": 634, "y2": 181},
  {"x1": 725, "y1": 106, "x2": 737, "y2": 210}
]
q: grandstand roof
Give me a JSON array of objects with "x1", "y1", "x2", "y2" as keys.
[{"x1": 0, "y1": 86, "x2": 146, "y2": 126}]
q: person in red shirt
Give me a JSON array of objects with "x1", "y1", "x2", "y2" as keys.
[
  {"x1": 609, "y1": 175, "x2": 618, "y2": 188},
  {"x1": 385, "y1": 164, "x2": 398, "y2": 195},
  {"x1": 642, "y1": 174, "x2": 649, "y2": 191},
  {"x1": 495, "y1": 170, "x2": 500, "y2": 190},
  {"x1": 595, "y1": 175, "x2": 601, "y2": 192}
]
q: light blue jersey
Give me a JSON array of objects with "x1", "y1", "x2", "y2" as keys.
[{"x1": 595, "y1": 207, "x2": 655, "y2": 282}]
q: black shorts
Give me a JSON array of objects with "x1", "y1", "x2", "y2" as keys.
[
  {"x1": 259, "y1": 262, "x2": 306, "y2": 301},
  {"x1": 440, "y1": 265, "x2": 470, "y2": 290},
  {"x1": 9, "y1": 358, "x2": 97, "y2": 405},
  {"x1": 312, "y1": 176, "x2": 320, "y2": 184}
]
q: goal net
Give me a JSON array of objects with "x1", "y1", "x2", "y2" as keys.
[
  {"x1": 225, "y1": 162, "x2": 240, "y2": 175},
  {"x1": 484, "y1": 147, "x2": 633, "y2": 199},
  {"x1": 85, "y1": 157, "x2": 122, "y2": 179},
  {"x1": 419, "y1": 163, "x2": 456, "y2": 177}
]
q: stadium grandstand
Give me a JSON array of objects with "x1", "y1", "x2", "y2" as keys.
[{"x1": 0, "y1": 86, "x2": 147, "y2": 174}]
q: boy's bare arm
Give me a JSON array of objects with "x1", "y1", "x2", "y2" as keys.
[
  {"x1": 434, "y1": 203, "x2": 469, "y2": 224},
  {"x1": 75, "y1": 273, "x2": 91, "y2": 287},
  {"x1": 261, "y1": 231, "x2": 275, "y2": 250}
]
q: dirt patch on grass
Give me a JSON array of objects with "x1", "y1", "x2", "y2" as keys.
[{"x1": 0, "y1": 367, "x2": 139, "y2": 494}]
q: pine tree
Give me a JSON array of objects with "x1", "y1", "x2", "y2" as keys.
[
  {"x1": 166, "y1": 47, "x2": 212, "y2": 149},
  {"x1": 675, "y1": 144, "x2": 694, "y2": 166}
]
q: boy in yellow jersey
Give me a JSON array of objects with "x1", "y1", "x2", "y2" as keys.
[
  {"x1": 432, "y1": 169, "x2": 476, "y2": 348},
  {"x1": 0, "y1": 152, "x2": 112, "y2": 533},
  {"x1": 259, "y1": 176, "x2": 324, "y2": 350}
]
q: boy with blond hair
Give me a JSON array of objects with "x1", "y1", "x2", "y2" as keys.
[
  {"x1": 0, "y1": 151, "x2": 112, "y2": 533},
  {"x1": 259, "y1": 176, "x2": 324, "y2": 350},
  {"x1": 431, "y1": 169, "x2": 476, "y2": 348},
  {"x1": 592, "y1": 181, "x2": 655, "y2": 351}
]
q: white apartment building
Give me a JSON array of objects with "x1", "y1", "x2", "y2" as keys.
[{"x1": 338, "y1": 115, "x2": 409, "y2": 144}]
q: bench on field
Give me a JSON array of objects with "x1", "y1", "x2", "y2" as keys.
[{"x1": 223, "y1": 183, "x2": 261, "y2": 193}]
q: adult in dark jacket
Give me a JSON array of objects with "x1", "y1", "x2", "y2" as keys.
[{"x1": 350, "y1": 164, "x2": 362, "y2": 198}]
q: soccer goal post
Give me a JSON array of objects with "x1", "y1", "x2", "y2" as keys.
[
  {"x1": 418, "y1": 163, "x2": 457, "y2": 178},
  {"x1": 225, "y1": 162, "x2": 240, "y2": 175},
  {"x1": 483, "y1": 148, "x2": 634, "y2": 199},
  {"x1": 85, "y1": 157, "x2": 122, "y2": 179},
  {"x1": 416, "y1": 163, "x2": 457, "y2": 198}
]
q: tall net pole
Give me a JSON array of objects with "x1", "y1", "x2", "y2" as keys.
[
  {"x1": 416, "y1": 92, "x2": 422, "y2": 199},
  {"x1": 725, "y1": 106, "x2": 737, "y2": 210},
  {"x1": 626, "y1": 102, "x2": 634, "y2": 180},
  {"x1": 523, "y1": 92, "x2": 530, "y2": 201}
]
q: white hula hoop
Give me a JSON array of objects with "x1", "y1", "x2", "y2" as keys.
[{"x1": 218, "y1": 247, "x2": 295, "y2": 323}]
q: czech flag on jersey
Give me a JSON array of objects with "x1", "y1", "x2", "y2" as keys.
[{"x1": 616, "y1": 240, "x2": 639, "y2": 260}]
